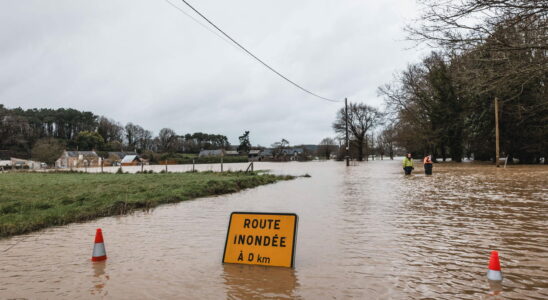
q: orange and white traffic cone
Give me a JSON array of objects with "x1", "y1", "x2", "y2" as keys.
[
  {"x1": 487, "y1": 250, "x2": 502, "y2": 281},
  {"x1": 91, "y1": 228, "x2": 107, "y2": 262}
]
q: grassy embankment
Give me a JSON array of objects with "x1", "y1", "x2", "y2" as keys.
[{"x1": 0, "y1": 171, "x2": 293, "y2": 238}]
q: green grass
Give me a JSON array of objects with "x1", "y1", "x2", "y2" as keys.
[{"x1": 0, "y1": 171, "x2": 293, "y2": 238}]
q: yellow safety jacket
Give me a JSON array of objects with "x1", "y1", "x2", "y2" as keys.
[{"x1": 403, "y1": 157, "x2": 414, "y2": 167}]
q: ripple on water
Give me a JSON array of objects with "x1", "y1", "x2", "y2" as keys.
[{"x1": 0, "y1": 161, "x2": 546, "y2": 299}]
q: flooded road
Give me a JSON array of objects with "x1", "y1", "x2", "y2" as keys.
[{"x1": 1, "y1": 160, "x2": 547, "y2": 299}]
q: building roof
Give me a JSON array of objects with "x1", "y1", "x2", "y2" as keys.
[
  {"x1": 121, "y1": 155, "x2": 139, "y2": 163},
  {"x1": 10, "y1": 158, "x2": 44, "y2": 166},
  {"x1": 66, "y1": 151, "x2": 98, "y2": 157},
  {"x1": 10, "y1": 157, "x2": 28, "y2": 163},
  {"x1": 261, "y1": 149, "x2": 273, "y2": 156},
  {"x1": 108, "y1": 152, "x2": 137, "y2": 159},
  {"x1": 225, "y1": 150, "x2": 239, "y2": 155},
  {"x1": 281, "y1": 148, "x2": 304, "y2": 154},
  {"x1": 302, "y1": 145, "x2": 319, "y2": 152}
]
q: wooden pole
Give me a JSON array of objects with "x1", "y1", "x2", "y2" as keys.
[
  {"x1": 221, "y1": 156, "x2": 224, "y2": 172},
  {"x1": 192, "y1": 158, "x2": 195, "y2": 172},
  {"x1": 345, "y1": 97, "x2": 349, "y2": 167},
  {"x1": 371, "y1": 133, "x2": 374, "y2": 160},
  {"x1": 495, "y1": 97, "x2": 500, "y2": 167}
]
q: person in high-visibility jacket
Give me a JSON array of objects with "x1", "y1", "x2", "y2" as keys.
[
  {"x1": 402, "y1": 153, "x2": 414, "y2": 175},
  {"x1": 423, "y1": 155, "x2": 433, "y2": 175}
]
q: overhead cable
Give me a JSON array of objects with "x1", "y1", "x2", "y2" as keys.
[{"x1": 168, "y1": 0, "x2": 341, "y2": 103}]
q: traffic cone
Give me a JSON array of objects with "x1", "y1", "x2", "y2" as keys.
[
  {"x1": 91, "y1": 228, "x2": 107, "y2": 262},
  {"x1": 487, "y1": 250, "x2": 502, "y2": 281}
]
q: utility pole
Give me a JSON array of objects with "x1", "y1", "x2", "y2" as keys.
[
  {"x1": 495, "y1": 97, "x2": 500, "y2": 167},
  {"x1": 345, "y1": 98, "x2": 349, "y2": 166}
]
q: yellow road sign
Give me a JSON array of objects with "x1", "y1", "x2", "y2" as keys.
[{"x1": 223, "y1": 212, "x2": 298, "y2": 268}]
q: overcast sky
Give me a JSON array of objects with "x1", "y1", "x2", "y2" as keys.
[{"x1": 1, "y1": 0, "x2": 427, "y2": 146}]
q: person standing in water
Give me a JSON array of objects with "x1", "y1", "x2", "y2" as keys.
[
  {"x1": 423, "y1": 155, "x2": 433, "y2": 175},
  {"x1": 402, "y1": 153, "x2": 414, "y2": 175}
]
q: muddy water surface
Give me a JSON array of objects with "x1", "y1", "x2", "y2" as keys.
[{"x1": 1, "y1": 160, "x2": 547, "y2": 299}]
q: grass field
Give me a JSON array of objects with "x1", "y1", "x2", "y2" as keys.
[{"x1": 0, "y1": 171, "x2": 293, "y2": 238}]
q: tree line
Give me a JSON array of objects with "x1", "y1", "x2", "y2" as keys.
[
  {"x1": 334, "y1": 0, "x2": 547, "y2": 164},
  {"x1": 0, "y1": 105, "x2": 231, "y2": 163}
]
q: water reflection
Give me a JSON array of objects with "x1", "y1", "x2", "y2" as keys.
[
  {"x1": 0, "y1": 161, "x2": 546, "y2": 299},
  {"x1": 89, "y1": 261, "x2": 109, "y2": 296},
  {"x1": 222, "y1": 264, "x2": 300, "y2": 300}
]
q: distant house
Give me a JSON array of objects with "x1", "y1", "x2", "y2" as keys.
[
  {"x1": 260, "y1": 147, "x2": 306, "y2": 161},
  {"x1": 106, "y1": 151, "x2": 137, "y2": 166},
  {"x1": 120, "y1": 155, "x2": 142, "y2": 166},
  {"x1": 260, "y1": 149, "x2": 273, "y2": 160},
  {"x1": 285, "y1": 148, "x2": 307, "y2": 161},
  {"x1": 55, "y1": 151, "x2": 101, "y2": 168},
  {"x1": 108, "y1": 152, "x2": 127, "y2": 160},
  {"x1": 225, "y1": 150, "x2": 239, "y2": 156},
  {"x1": 10, "y1": 157, "x2": 45, "y2": 169},
  {"x1": 281, "y1": 148, "x2": 304, "y2": 156},
  {"x1": 248, "y1": 149, "x2": 261, "y2": 160},
  {"x1": 199, "y1": 149, "x2": 225, "y2": 157}
]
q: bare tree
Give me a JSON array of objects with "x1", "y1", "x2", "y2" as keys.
[
  {"x1": 333, "y1": 103, "x2": 384, "y2": 161},
  {"x1": 409, "y1": 0, "x2": 548, "y2": 52},
  {"x1": 271, "y1": 138, "x2": 290, "y2": 158},
  {"x1": 136, "y1": 128, "x2": 153, "y2": 152},
  {"x1": 379, "y1": 125, "x2": 396, "y2": 160},
  {"x1": 125, "y1": 123, "x2": 139, "y2": 149},
  {"x1": 97, "y1": 117, "x2": 123, "y2": 143},
  {"x1": 409, "y1": 0, "x2": 548, "y2": 96},
  {"x1": 379, "y1": 52, "x2": 465, "y2": 161},
  {"x1": 31, "y1": 138, "x2": 65, "y2": 165},
  {"x1": 157, "y1": 128, "x2": 178, "y2": 153},
  {"x1": 318, "y1": 137, "x2": 336, "y2": 159}
]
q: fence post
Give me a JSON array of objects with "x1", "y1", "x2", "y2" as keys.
[{"x1": 192, "y1": 158, "x2": 195, "y2": 172}]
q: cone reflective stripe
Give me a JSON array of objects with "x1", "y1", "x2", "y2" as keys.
[
  {"x1": 487, "y1": 250, "x2": 502, "y2": 281},
  {"x1": 92, "y1": 228, "x2": 107, "y2": 262}
]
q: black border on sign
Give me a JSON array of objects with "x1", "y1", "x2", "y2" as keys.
[{"x1": 222, "y1": 212, "x2": 299, "y2": 268}]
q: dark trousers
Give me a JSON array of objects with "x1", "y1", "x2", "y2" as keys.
[
  {"x1": 404, "y1": 166, "x2": 413, "y2": 175},
  {"x1": 424, "y1": 163, "x2": 433, "y2": 175}
]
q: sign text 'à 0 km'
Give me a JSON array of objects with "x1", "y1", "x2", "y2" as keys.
[{"x1": 223, "y1": 212, "x2": 298, "y2": 268}]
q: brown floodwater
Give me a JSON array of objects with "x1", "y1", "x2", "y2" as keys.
[{"x1": 1, "y1": 160, "x2": 547, "y2": 299}]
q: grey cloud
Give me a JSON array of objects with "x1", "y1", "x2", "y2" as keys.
[{"x1": 0, "y1": 0, "x2": 426, "y2": 146}]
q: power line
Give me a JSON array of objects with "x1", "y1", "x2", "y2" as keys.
[
  {"x1": 172, "y1": 0, "x2": 341, "y2": 103},
  {"x1": 163, "y1": 0, "x2": 240, "y2": 51}
]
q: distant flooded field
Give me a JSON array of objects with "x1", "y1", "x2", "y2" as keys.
[{"x1": 1, "y1": 160, "x2": 546, "y2": 299}]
